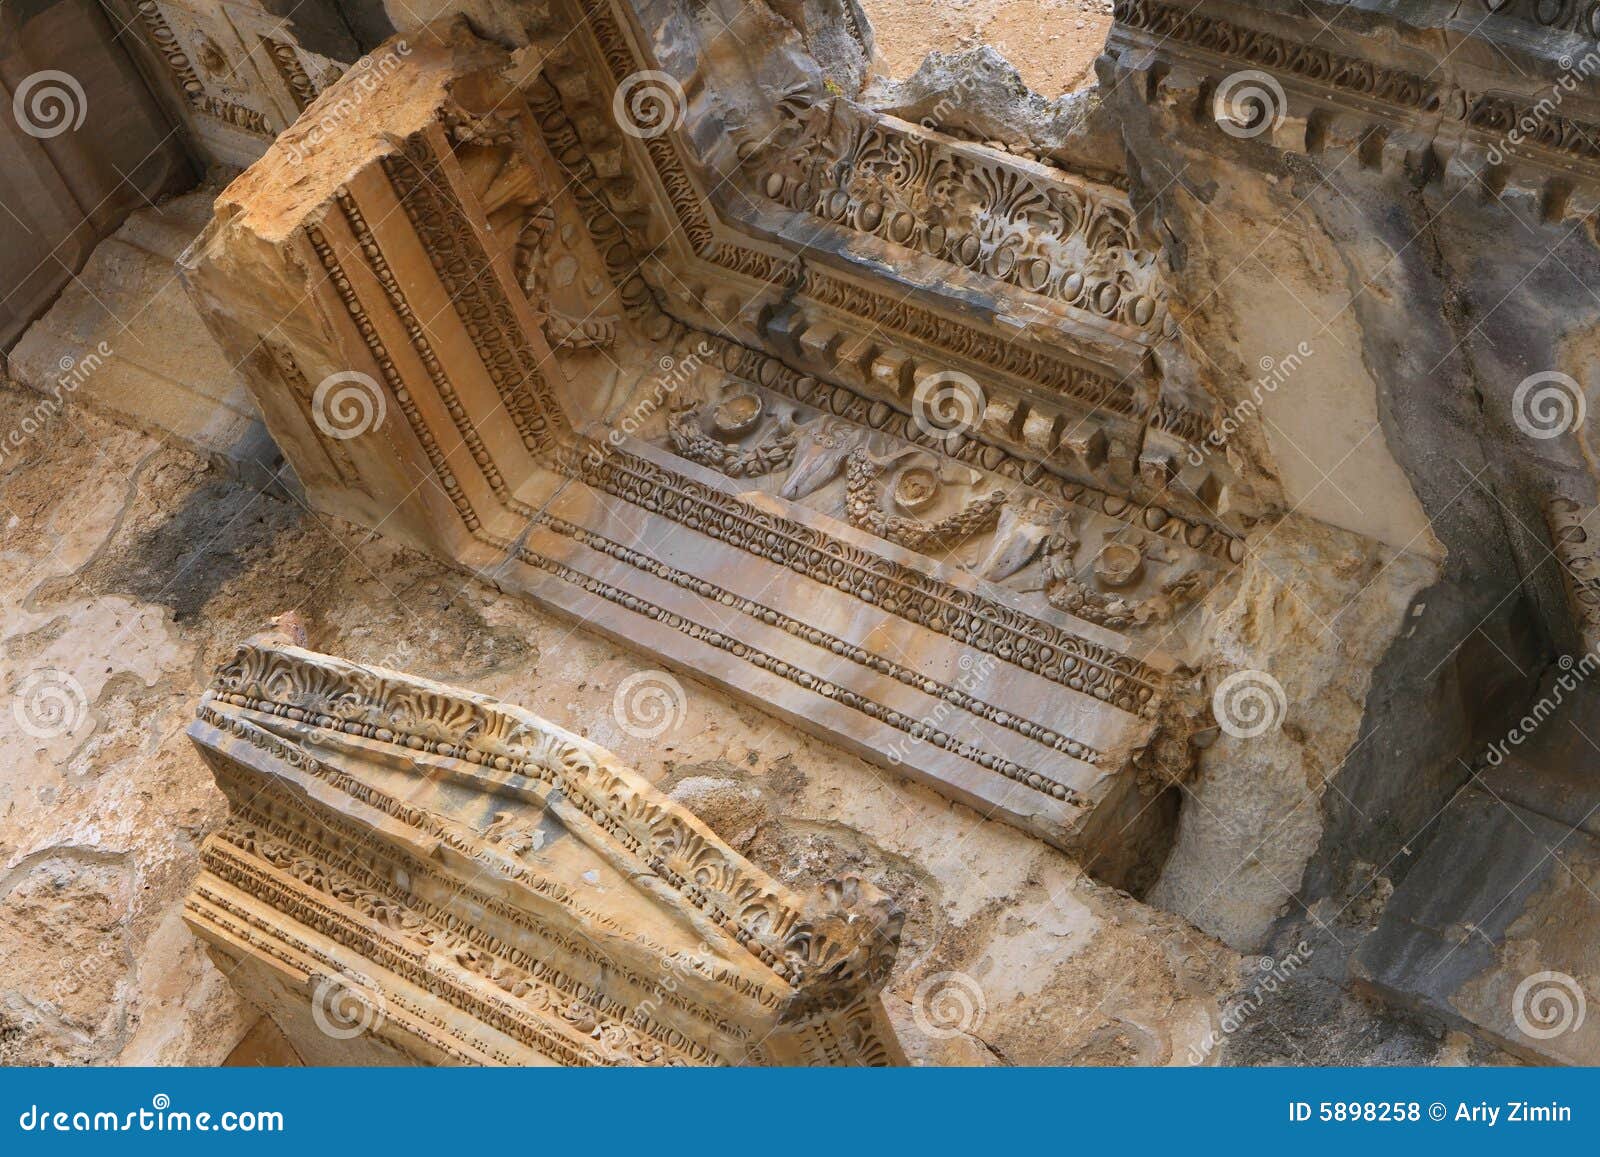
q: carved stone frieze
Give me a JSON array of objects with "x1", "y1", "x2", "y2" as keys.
[
  {"x1": 183, "y1": 634, "x2": 906, "y2": 1065},
  {"x1": 181, "y1": 15, "x2": 1221, "y2": 886},
  {"x1": 119, "y1": 0, "x2": 353, "y2": 165},
  {"x1": 1547, "y1": 496, "x2": 1600, "y2": 652},
  {"x1": 648, "y1": 374, "x2": 1233, "y2": 617},
  {"x1": 521, "y1": 6, "x2": 1241, "y2": 534},
  {"x1": 1473, "y1": 0, "x2": 1600, "y2": 40},
  {"x1": 737, "y1": 98, "x2": 1170, "y2": 336}
]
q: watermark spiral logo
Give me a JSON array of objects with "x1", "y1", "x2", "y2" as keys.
[
  {"x1": 612, "y1": 70, "x2": 687, "y2": 140},
  {"x1": 612, "y1": 669, "x2": 688, "y2": 740},
  {"x1": 312, "y1": 371, "x2": 386, "y2": 440},
  {"x1": 1211, "y1": 669, "x2": 1287, "y2": 739},
  {"x1": 1512, "y1": 971, "x2": 1586, "y2": 1040},
  {"x1": 1213, "y1": 70, "x2": 1286, "y2": 139},
  {"x1": 13, "y1": 71, "x2": 87, "y2": 139},
  {"x1": 911, "y1": 370, "x2": 986, "y2": 442},
  {"x1": 310, "y1": 968, "x2": 386, "y2": 1040},
  {"x1": 12, "y1": 669, "x2": 88, "y2": 740},
  {"x1": 912, "y1": 971, "x2": 986, "y2": 1039},
  {"x1": 1512, "y1": 371, "x2": 1585, "y2": 440}
]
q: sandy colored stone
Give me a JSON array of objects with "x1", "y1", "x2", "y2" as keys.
[
  {"x1": 7, "y1": 190, "x2": 273, "y2": 483},
  {"x1": 0, "y1": 376, "x2": 1244, "y2": 1065},
  {"x1": 177, "y1": 14, "x2": 1229, "y2": 888},
  {"x1": 860, "y1": 0, "x2": 1112, "y2": 96},
  {"x1": 185, "y1": 636, "x2": 909, "y2": 1065},
  {"x1": 11, "y1": 0, "x2": 1600, "y2": 1069},
  {"x1": 1149, "y1": 516, "x2": 1438, "y2": 948}
]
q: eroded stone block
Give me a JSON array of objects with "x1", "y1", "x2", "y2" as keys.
[
  {"x1": 1352, "y1": 790, "x2": 1600, "y2": 1065},
  {"x1": 8, "y1": 191, "x2": 272, "y2": 484},
  {"x1": 184, "y1": 633, "x2": 906, "y2": 1066}
]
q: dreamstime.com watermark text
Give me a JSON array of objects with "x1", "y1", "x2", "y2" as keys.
[
  {"x1": 1188, "y1": 341, "x2": 1313, "y2": 466},
  {"x1": 283, "y1": 43, "x2": 412, "y2": 164},
  {"x1": 1482, "y1": 649, "x2": 1600, "y2": 766},
  {"x1": 18, "y1": 1094, "x2": 283, "y2": 1134},
  {"x1": 1188, "y1": 940, "x2": 1315, "y2": 1063},
  {"x1": 884, "y1": 652, "x2": 999, "y2": 765}
]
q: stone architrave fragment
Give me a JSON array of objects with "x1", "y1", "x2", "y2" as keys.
[
  {"x1": 184, "y1": 633, "x2": 907, "y2": 1066},
  {"x1": 181, "y1": 11, "x2": 1248, "y2": 888}
]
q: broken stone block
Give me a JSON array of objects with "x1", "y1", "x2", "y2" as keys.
[
  {"x1": 184, "y1": 632, "x2": 906, "y2": 1066},
  {"x1": 176, "y1": 15, "x2": 1239, "y2": 890},
  {"x1": 1352, "y1": 789, "x2": 1600, "y2": 1065}
]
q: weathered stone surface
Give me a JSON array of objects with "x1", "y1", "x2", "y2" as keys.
[
  {"x1": 1096, "y1": 0, "x2": 1600, "y2": 963},
  {"x1": 13, "y1": 0, "x2": 1600, "y2": 1069},
  {"x1": 0, "y1": 376, "x2": 1247, "y2": 1067},
  {"x1": 0, "y1": 0, "x2": 193, "y2": 346},
  {"x1": 186, "y1": 633, "x2": 908, "y2": 1065},
  {"x1": 0, "y1": 850, "x2": 135, "y2": 1065},
  {"x1": 7, "y1": 190, "x2": 276, "y2": 485},
  {"x1": 1149, "y1": 515, "x2": 1437, "y2": 947},
  {"x1": 860, "y1": 0, "x2": 1113, "y2": 98},
  {"x1": 1352, "y1": 789, "x2": 1600, "y2": 1066},
  {"x1": 0, "y1": 387, "x2": 255, "y2": 1066},
  {"x1": 860, "y1": 45, "x2": 1120, "y2": 169},
  {"x1": 109, "y1": 0, "x2": 361, "y2": 168}
]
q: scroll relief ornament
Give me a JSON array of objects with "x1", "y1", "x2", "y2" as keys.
[
  {"x1": 658, "y1": 381, "x2": 1218, "y2": 631},
  {"x1": 738, "y1": 95, "x2": 1169, "y2": 335}
]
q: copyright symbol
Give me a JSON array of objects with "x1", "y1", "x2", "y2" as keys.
[{"x1": 1429, "y1": 1103, "x2": 1446, "y2": 1121}]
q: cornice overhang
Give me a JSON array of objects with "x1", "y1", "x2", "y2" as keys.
[{"x1": 180, "y1": 9, "x2": 1234, "y2": 889}]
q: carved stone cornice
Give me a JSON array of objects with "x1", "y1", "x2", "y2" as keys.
[
  {"x1": 184, "y1": 636, "x2": 906, "y2": 1066},
  {"x1": 1108, "y1": 0, "x2": 1600, "y2": 203},
  {"x1": 543, "y1": 0, "x2": 1233, "y2": 487},
  {"x1": 735, "y1": 99, "x2": 1170, "y2": 338},
  {"x1": 182, "y1": 16, "x2": 1210, "y2": 888},
  {"x1": 521, "y1": 17, "x2": 1241, "y2": 546},
  {"x1": 1547, "y1": 496, "x2": 1600, "y2": 652}
]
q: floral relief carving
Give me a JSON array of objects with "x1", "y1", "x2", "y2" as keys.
[
  {"x1": 650, "y1": 379, "x2": 1222, "y2": 633},
  {"x1": 1114, "y1": 0, "x2": 1600, "y2": 171},
  {"x1": 183, "y1": 15, "x2": 1203, "y2": 904},
  {"x1": 741, "y1": 99, "x2": 1169, "y2": 333},
  {"x1": 131, "y1": 1, "x2": 274, "y2": 135}
]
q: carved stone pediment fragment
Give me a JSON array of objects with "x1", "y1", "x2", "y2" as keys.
[
  {"x1": 1546, "y1": 497, "x2": 1600, "y2": 653},
  {"x1": 184, "y1": 634, "x2": 906, "y2": 1066},
  {"x1": 180, "y1": 10, "x2": 1236, "y2": 887}
]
